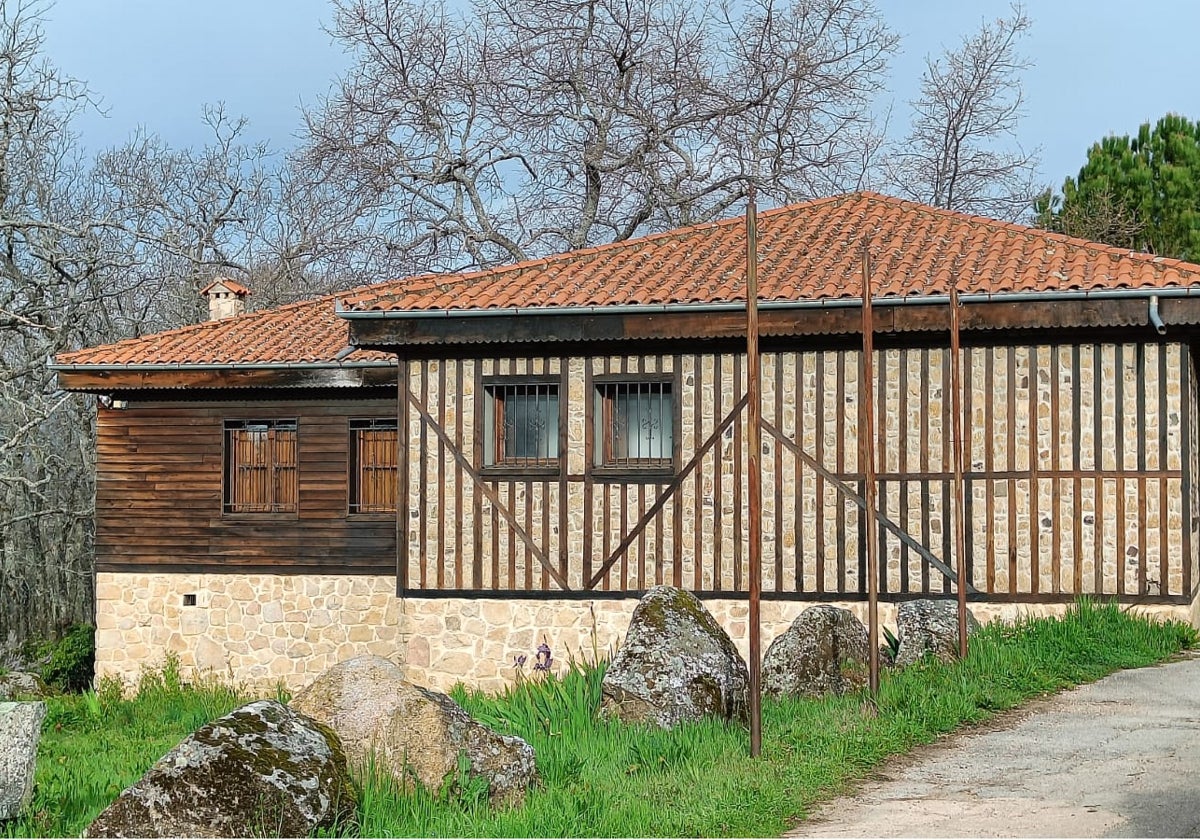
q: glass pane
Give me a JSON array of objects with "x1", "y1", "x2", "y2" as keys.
[
  {"x1": 503, "y1": 390, "x2": 559, "y2": 460},
  {"x1": 616, "y1": 388, "x2": 671, "y2": 460}
]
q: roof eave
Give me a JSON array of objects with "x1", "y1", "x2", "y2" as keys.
[
  {"x1": 52, "y1": 360, "x2": 399, "y2": 394},
  {"x1": 345, "y1": 289, "x2": 1200, "y2": 351},
  {"x1": 336, "y1": 286, "x2": 1200, "y2": 320}
]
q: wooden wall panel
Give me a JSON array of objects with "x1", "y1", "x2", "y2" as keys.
[{"x1": 95, "y1": 395, "x2": 397, "y2": 573}]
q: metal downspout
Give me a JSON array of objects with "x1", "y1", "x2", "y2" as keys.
[{"x1": 1149, "y1": 295, "x2": 1167, "y2": 334}]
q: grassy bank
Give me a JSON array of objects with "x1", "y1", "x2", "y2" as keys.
[{"x1": 5, "y1": 601, "x2": 1195, "y2": 838}]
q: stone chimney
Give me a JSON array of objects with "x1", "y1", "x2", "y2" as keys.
[{"x1": 199, "y1": 277, "x2": 250, "y2": 321}]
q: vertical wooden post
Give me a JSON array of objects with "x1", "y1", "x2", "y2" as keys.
[
  {"x1": 746, "y1": 185, "x2": 763, "y2": 757},
  {"x1": 860, "y1": 242, "x2": 880, "y2": 696},
  {"x1": 949, "y1": 283, "x2": 969, "y2": 658},
  {"x1": 397, "y1": 357, "x2": 410, "y2": 598}
]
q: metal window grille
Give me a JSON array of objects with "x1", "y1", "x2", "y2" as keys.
[
  {"x1": 349, "y1": 418, "x2": 398, "y2": 513},
  {"x1": 223, "y1": 419, "x2": 297, "y2": 513},
  {"x1": 486, "y1": 383, "x2": 560, "y2": 467},
  {"x1": 596, "y1": 381, "x2": 673, "y2": 467}
]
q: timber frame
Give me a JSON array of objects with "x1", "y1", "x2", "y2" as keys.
[{"x1": 354, "y1": 319, "x2": 1200, "y2": 607}]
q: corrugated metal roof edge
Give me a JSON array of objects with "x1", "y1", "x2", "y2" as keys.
[
  {"x1": 337, "y1": 286, "x2": 1200, "y2": 320},
  {"x1": 48, "y1": 360, "x2": 398, "y2": 372}
]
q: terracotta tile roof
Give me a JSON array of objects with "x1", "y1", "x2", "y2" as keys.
[
  {"x1": 55, "y1": 293, "x2": 393, "y2": 367},
  {"x1": 199, "y1": 278, "x2": 251, "y2": 297},
  {"x1": 343, "y1": 191, "x2": 1200, "y2": 312},
  {"x1": 55, "y1": 191, "x2": 1200, "y2": 368}
]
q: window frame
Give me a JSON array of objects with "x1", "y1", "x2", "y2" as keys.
[
  {"x1": 480, "y1": 373, "x2": 565, "y2": 479},
  {"x1": 222, "y1": 419, "x2": 299, "y2": 516},
  {"x1": 590, "y1": 373, "x2": 680, "y2": 481},
  {"x1": 348, "y1": 417, "x2": 399, "y2": 516}
]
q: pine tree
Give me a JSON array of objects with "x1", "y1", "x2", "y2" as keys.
[{"x1": 1038, "y1": 114, "x2": 1200, "y2": 260}]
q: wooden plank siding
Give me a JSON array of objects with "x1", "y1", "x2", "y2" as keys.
[
  {"x1": 93, "y1": 341, "x2": 1198, "y2": 605},
  {"x1": 400, "y1": 342, "x2": 1198, "y2": 603},
  {"x1": 95, "y1": 394, "x2": 397, "y2": 574}
]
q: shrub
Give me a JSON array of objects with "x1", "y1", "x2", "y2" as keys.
[{"x1": 36, "y1": 624, "x2": 95, "y2": 693}]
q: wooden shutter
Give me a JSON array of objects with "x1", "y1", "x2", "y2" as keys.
[
  {"x1": 270, "y1": 426, "x2": 298, "y2": 512},
  {"x1": 351, "y1": 421, "x2": 398, "y2": 513},
  {"x1": 224, "y1": 421, "x2": 297, "y2": 513}
]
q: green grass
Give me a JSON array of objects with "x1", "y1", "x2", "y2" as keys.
[
  {"x1": 3, "y1": 656, "x2": 246, "y2": 838},
  {"x1": 6, "y1": 601, "x2": 1196, "y2": 838}
]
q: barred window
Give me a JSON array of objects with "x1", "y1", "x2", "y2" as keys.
[
  {"x1": 349, "y1": 418, "x2": 398, "y2": 513},
  {"x1": 595, "y1": 381, "x2": 674, "y2": 469},
  {"x1": 223, "y1": 420, "x2": 297, "y2": 513},
  {"x1": 484, "y1": 381, "x2": 560, "y2": 468}
]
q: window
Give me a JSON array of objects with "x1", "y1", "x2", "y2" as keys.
[
  {"x1": 594, "y1": 380, "x2": 674, "y2": 470},
  {"x1": 223, "y1": 420, "x2": 297, "y2": 513},
  {"x1": 350, "y1": 418, "x2": 398, "y2": 514},
  {"x1": 483, "y1": 380, "x2": 560, "y2": 469}
]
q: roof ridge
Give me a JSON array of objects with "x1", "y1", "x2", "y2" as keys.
[
  {"x1": 345, "y1": 193, "x2": 857, "y2": 303},
  {"x1": 856, "y1": 191, "x2": 1200, "y2": 274},
  {"x1": 52, "y1": 282, "x2": 387, "y2": 365}
]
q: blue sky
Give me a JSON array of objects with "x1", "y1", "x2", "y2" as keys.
[{"x1": 40, "y1": 0, "x2": 1200, "y2": 193}]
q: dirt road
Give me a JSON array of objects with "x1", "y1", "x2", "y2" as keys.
[{"x1": 789, "y1": 654, "x2": 1200, "y2": 838}]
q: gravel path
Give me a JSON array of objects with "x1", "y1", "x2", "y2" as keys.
[{"x1": 789, "y1": 654, "x2": 1200, "y2": 838}]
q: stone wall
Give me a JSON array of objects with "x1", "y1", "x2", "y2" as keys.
[
  {"x1": 95, "y1": 572, "x2": 1199, "y2": 695},
  {"x1": 403, "y1": 342, "x2": 1195, "y2": 601}
]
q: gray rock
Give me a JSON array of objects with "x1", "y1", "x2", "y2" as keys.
[
  {"x1": 85, "y1": 699, "x2": 356, "y2": 838},
  {"x1": 762, "y1": 605, "x2": 870, "y2": 698},
  {"x1": 895, "y1": 598, "x2": 980, "y2": 667},
  {"x1": 601, "y1": 585, "x2": 749, "y2": 728},
  {"x1": 291, "y1": 655, "x2": 536, "y2": 809},
  {"x1": 0, "y1": 673, "x2": 49, "y2": 701},
  {"x1": 0, "y1": 701, "x2": 46, "y2": 821}
]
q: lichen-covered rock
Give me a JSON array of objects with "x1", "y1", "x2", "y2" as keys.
[
  {"x1": 291, "y1": 656, "x2": 536, "y2": 808},
  {"x1": 601, "y1": 585, "x2": 748, "y2": 728},
  {"x1": 0, "y1": 673, "x2": 49, "y2": 701},
  {"x1": 85, "y1": 700, "x2": 356, "y2": 838},
  {"x1": 0, "y1": 701, "x2": 46, "y2": 821},
  {"x1": 762, "y1": 605, "x2": 869, "y2": 698},
  {"x1": 895, "y1": 599, "x2": 981, "y2": 667}
]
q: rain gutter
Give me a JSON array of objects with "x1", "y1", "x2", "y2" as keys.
[
  {"x1": 335, "y1": 286, "x2": 1200, "y2": 320},
  {"x1": 47, "y1": 360, "x2": 397, "y2": 372}
]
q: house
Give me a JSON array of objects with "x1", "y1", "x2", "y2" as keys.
[{"x1": 52, "y1": 192, "x2": 1200, "y2": 693}]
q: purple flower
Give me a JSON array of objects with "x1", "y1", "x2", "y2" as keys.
[
  {"x1": 534, "y1": 642, "x2": 553, "y2": 672},
  {"x1": 513, "y1": 654, "x2": 528, "y2": 669}
]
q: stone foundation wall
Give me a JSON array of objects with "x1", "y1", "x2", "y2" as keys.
[{"x1": 95, "y1": 572, "x2": 1200, "y2": 696}]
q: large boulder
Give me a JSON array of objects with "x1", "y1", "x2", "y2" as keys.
[
  {"x1": 762, "y1": 605, "x2": 869, "y2": 698},
  {"x1": 0, "y1": 701, "x2": 46, "y2": 821},
  {"x1": 0, "y1": 673, "x2": 49, "y2": 701},
  {"x1": 895, "y1": 599, "x2": 981, "y2": 667},
  {"x1": 601, "y1": 585, "x2": 749, "y2": 728},
  {"x1": 86, "y1": 700, "x2": 356, "y2": 838},
  {"x1": 291, "y1": 656, "x2": 536, "y2": 809}
]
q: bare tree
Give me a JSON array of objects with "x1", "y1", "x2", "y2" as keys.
[
  {"x1": 1034, "y1": 185, "x2": 1147, "y2": 250},
  {"x1": 883, "y1": 4, "x2": 1039, "y2": 220},
  {"x1": 0, "y1": 5, "x2": 320, "y2": 661},
  {"x1": 299, "y1": 0, "x2": 896, "y2": 273},
  {"x1": 0, "y1": 0, "x2": 112, "y2": 657}
]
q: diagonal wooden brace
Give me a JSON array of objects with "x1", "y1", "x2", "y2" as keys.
[{"x1": 762, "y1": 417, "x2": 977, "y2": 594}]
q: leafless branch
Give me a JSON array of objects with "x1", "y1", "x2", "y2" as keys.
[
  {"x1": 297, "y1": 0, "x2": 896, "y2": 272},
  {"x1": 882, "y1": 3, "x2": 1041, "y2": 221}
]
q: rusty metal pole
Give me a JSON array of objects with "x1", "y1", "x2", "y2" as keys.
[
  {"x1": 746, "y1": 185, "x2": 763, "y2": 757},
  {"x1": 949, "y1": 282, "x2": 969, "y2": 659},
  {"x1": 860, "y1": 242, "x2": 880, "y2": 696}
]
